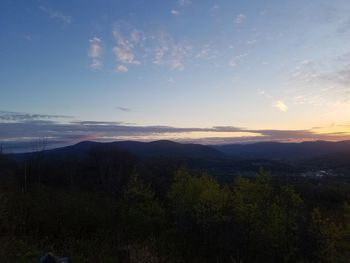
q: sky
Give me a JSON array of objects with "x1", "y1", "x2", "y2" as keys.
[{"x1": 1, "y1": 0, "x2": 350, "y2": 151}]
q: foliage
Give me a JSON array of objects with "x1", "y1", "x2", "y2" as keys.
[
  {"x1": 1, "y1": 156, "x2": 350, "y2": 263},
  {"x1": 120, "y1": 175, "x2": 165, "y2": 242},
  {"x1": 168, "y1": 168, "x2": 231, "y2": 228},
  {"x1": 231, "y1": 172, "x2": 304, "y2": 262}
]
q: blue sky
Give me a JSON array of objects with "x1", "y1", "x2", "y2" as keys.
[{"x1": 1, "y1": 0, "x2": 350, "y2": 151}]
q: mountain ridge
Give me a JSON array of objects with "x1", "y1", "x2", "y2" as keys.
[{"x1": 8, "y1": 139, "x2": 350, "y2": 161}]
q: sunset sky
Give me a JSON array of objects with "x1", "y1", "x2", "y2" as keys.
[{"x1": 1, "y1": 0, "x2": 350, "y2": 151}]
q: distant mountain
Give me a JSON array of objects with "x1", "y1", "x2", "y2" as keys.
[
  {"x1": 11, "y1": 140, "x2": 350, "y2": 161},
  {"x1": 12, "y1": 140, "x2": 223, "y2": 160},
  {"x1": 214, "y1": 140, "x2": 350, "y2": 160},
  {"x1": 9, "y1": 140, "x2": 350, "y2": 177},
  {"x1": 113, "y1": 140, "x2": 222, "y2": 158}
]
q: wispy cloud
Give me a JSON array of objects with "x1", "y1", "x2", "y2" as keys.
[
  {"x1": 113, "y1": 46, "x2": 140, "y2": 65},
  {"x1": 287, "y1": 55, "x2": 350, "y2": 108},
  {"x1": 228, "y1": 53, "x2": 248, "y2": 69},
  {"x1": 234, "y1": 14, "x2": 246, "y2": 25},
  {"x1": 195, "y1": 44, "x2": 220, "y2": 60},
  {"x1": 116, "y1": 65, "x2": 128, "y2": 73},
  {"x1": 171, "y1": 9, "x2": 180, "y2": 16},
  {"x1": 40, "y1": 6, "x2": 72, "y2": 25},
  {"x1": 0, "y1": 111, "x2": 71, "y2": 122},
  {"x1": 273, "y1": 100, "x2": 288, "y2": 112},
  {"x1": 88, "y1": 19, "x2": 257, "y2": 73},
  {"x1": 112, "y1": 25, "x2": 141, "y2": 71},
  {"x1": 152, "y1": 31, "x2": 192, "y2": 71},
  {"x1": 116, "y1": 106, "x2": 131, "y2": 112},
  {"x1": 88, "y1": 37, "x2": 103, "y2": 70}
]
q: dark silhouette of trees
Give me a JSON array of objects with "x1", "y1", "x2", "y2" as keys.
[{"x1": 1, "y1": 154, "x2": 350, "y2": 262}]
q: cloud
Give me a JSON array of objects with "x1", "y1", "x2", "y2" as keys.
[
  {"x1": 301, "y1": 59, "x2": 312, "y2": 66},
  {"x1": 113, "y1": 46, "x2": 140, "y2": 65},
  {"x1": 195, "y1": 44, "x2": 219, "y2": 60},
  {"x1": 2, "y1": 114, "x2": 350, "y2": 152},
  {"x1": 106, "y1": 23, "x2": 236, "y2": 72},
  {"x1": 84, "y1": 19, "x2": 277, "y2": 73},
  {"x1": 116, "y1": 65, "x2": 128, "y2": 73},
  {"x1": 89, "y1": 37, "x2": 102, "y2": 58},
  {"x1": 273, "y1": 100, "x2": 288, "y2": 112},
  {"x1": 288, "y1": 55, "x2": 350, "y2": 107},
  {"x1": 298, "y1": 17, "x2": 350, "y2": 95},
  {"x1": 234, "y1": 14, "x2": 246, "y2": 25},
  {"x1": 108, "y1": 21, "x2": 209, "y2": 72},
  {"x1": 73, "y1": 121, "x2": 124, "y2": 125},
  {"x1": 112, "y1": 26, "x2": 141, "y2": 67},
  {"x1": 116, "y1": 106, "x2": 131, "y2": 112},
  {"x1": 152, "y1": 31, "x2": 192, "y2": 71},
  {"x1": 154, "y1": 46, "x2": 169, "y2": 64},
  {"x1": 90, "y1": 59, "x2": 102, "y2": 70},
  {"x1": 228, "y1": 60, "x2": 237, "y2": 68},
  {"x1": 170, "y1": 59, "x2": 185, "y2": 70},
  {"x1": 228, "y1": 53, "x2": 248, "y2": 68},
  {"x1": 0, "y1": 111, "x2": 71, "y2": 122},
  {"x1": 88, "y1": 37, "x2": 103, "y2": 70},
  {"x1": 40, "y1": 6, "x2": 72, "y2": 25},
  {"x1": 171, "y1": 9, "x2": 180, "y2": 16}
]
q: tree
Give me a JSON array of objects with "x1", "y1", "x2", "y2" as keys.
[
  {"x1": 305, "y1": 208, "x2": 343, "y2": 263},
  {"x1": 231, "y1": 171, "x2": 304, "y2": 263},
  {"x1": 120, "y1": 175, "x2": 165, "y2": 242},
  {"x1": 168, "y1": 168, "x2": 231, "y2": 261}
]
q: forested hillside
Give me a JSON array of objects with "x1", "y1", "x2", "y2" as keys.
[{"x1": 1, "y1": 146, "x2": 350, "y2": 262}]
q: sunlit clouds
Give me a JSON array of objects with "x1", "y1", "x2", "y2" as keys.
[
  {"x1": 85, "y1": 19, "x2": 255, "y2": 74},
  {"x1": 88, "y1": 37, "x2": 103, "y2": 70},
  {"x1": 112, "y1": 26, "x2": 141, "y2": 71},
  {"x1": 273, "y1": 100, "x2": 288, "y2": 112},
  {"x1": 97, "y1": 24, "x2": 194, "y2": 72},
  {"x1": 2, "y1": 110, "x2": 350, "y2": 152}
]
